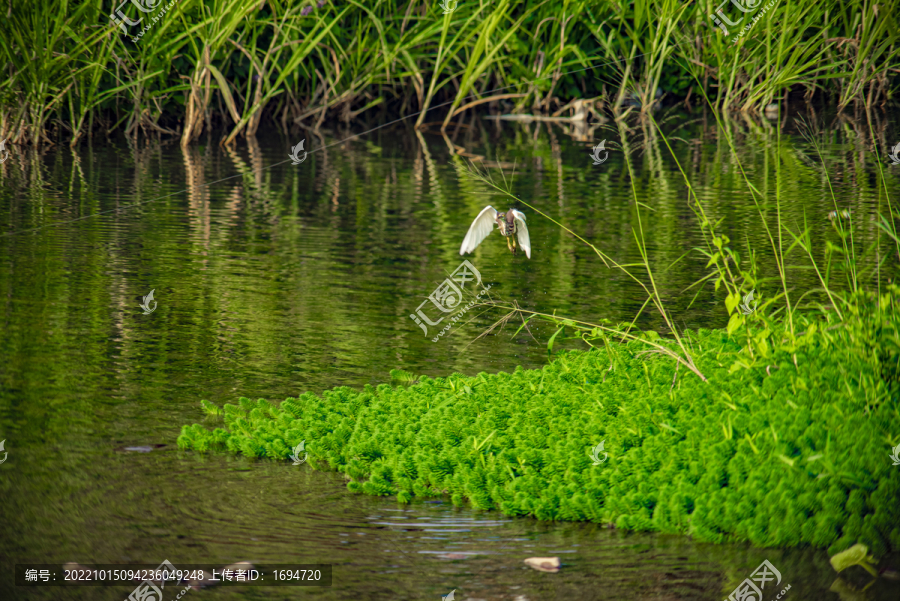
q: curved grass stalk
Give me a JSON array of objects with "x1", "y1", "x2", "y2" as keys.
[
  {"x1": 440, "y1": 0, "x2": 547, "y2": 130},
  {"x1": 686, "y1": 76, "x2": 797, "y2": 336},
  {"x1": 781, "y1": 214, "x2": 846, "y2": 321},
  {"x1": 795, "y1": 117, "x2": 858, "y2": 298},
  {"x1": 616, "y1": 115, "x2": 697, "y2": 366},
  {"x1": 478, "y1": 300, "x2": 707, "y2": 382},
  {"x1": 645, "y1": 113, "x2": 741, "y2": 302},
  {"x1": 836, "y1": 0, "x2": 900, "y2": 110},
  {"x1": 863, "y1": 106, "x2": 900, "y2": 306},
  {"x1": 413, "y1": 3, "x2": 489, "y2": 129},
  {"x1": 222, "y1": 4, "x2": 353, "y2": 145},
  {"x1": 176, "y1": 0, "x2": 259, "y2": 147}
]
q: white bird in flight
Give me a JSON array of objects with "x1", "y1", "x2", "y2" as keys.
[{"x1": 459, "y1": 206, "x2": 531, "y2": 259}]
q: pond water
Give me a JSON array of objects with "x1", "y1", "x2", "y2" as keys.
[{"x1": 1, "y1": 107, "x2": 899, "y2": 600}]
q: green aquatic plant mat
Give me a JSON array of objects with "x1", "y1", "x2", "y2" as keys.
[{"x1": 179, "y1": 295, "x2": 900, "y2": 556}]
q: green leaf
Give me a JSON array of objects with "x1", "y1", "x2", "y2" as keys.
[
  {"x1": 792, "y1": 376, "x2": 808, "y2": 392},
  {"x1": 777, "y1": 455, "x2": 795, "y2": 467},
  {"x1": 726, "y1": 313, "x2": 743, "y2": 335},
  {"x1": 754, "y1": 334, "x2": 770, "y2": 358},
  {"x1": 206, "y1": 64, "x2": 241, "y2": 124},
  {"x1": 725, "y1": 291, "x2": 741, "y2": 315},
  {"x1": 830, "y1": 544, "x2": 879, "y2": 577},
  {"x1": 547, "y1": 326, "x2": 565, "y2": 358},
  {"x1": 474, "y1": 430, "x2": 496, "y2": 452},
  {"x1": 660, "y1": 423, "x2": 682, "y2": 435},
  {"x1": 512, "y1": 315, "x2": 536, "y2": 339},
  {"x1": 718, "y1": 393, "x2": 737, "y2": 411},
  {"x1": 744, "y1": 434, "x2": 759, "y2": 454}
]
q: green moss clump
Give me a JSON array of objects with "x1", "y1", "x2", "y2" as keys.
[{"x1": 177, "y1": 291, "x2": 900, "y2": 556}]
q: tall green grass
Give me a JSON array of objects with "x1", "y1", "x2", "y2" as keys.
[{"x1": 0, "y1": 0, "x2": 896, "y2": 146}]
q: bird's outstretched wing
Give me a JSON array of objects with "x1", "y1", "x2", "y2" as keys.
[
  {"x1": 460, "y1": 206, "x2": 497, "y2": 255},
  {"x1": 511, "y1": 209, "x2": 530, "y2": 259}
]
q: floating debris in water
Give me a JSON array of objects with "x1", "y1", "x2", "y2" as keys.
[
  {"x1": 830, "y1": 543, "x2": 878, "y2": 576},
  {"x1": 116, "y1": 444, "x2": 167, "y2": 453},
  {"x1": 827, "y1": 210, "x2": 851, "y2": 220},
  {"x1": 524, "y1": 557, "x2": 560, "y2": 572}
]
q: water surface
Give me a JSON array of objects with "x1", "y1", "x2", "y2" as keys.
[{"x1": 1, "y1": 107, "x2": 899, "y2": 600}]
